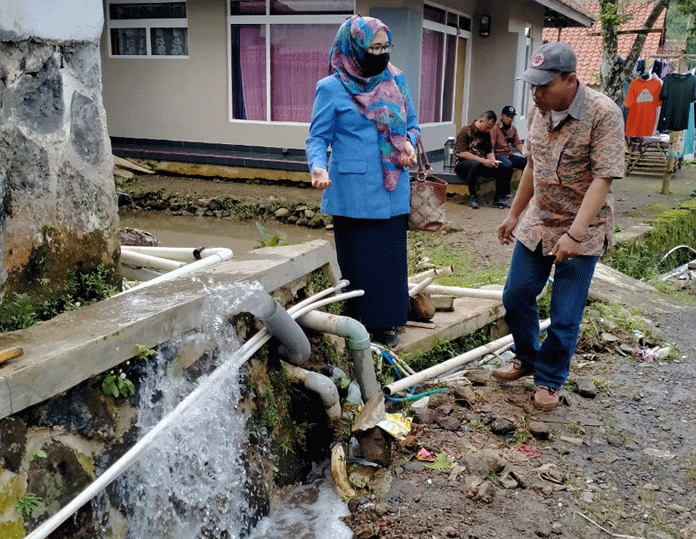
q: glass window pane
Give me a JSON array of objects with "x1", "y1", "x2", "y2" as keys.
[
  {"x1": 459, "y1": 16, "x2": 471, "y2": 32},
  {"x1": 231, "y1": 25, "x2": 267, "y2": 120},
  {"x1": 270, "y1": 24, "x2": 335, "y2": 122},
  {"x1": 111, "y1": 28, "x2": 148, "y2": 55},
  {"x1": 270, "y1": 0, "x2": 352, "y2": 15},
  {"x1": 441, "y1": 34, "x2": 456, "y2": 122},
  {"x1": 423, "y1": 5, "x2": 445, "y2": 24},
  {"x1": 230, "y1": 0, "x2": 265, "y2": 15},
  {"x1": 447, "y1": 12, "x2": 457, "y2": 27},
  {"x1": 419, "y1": 29, "x2": 443, "y2": 123},
  {"x1": 110, "y1": 2, "x2": 186, "y2": 20},
  {"x1": 151, "y1": 28, "x2": 188, "y2": 55}
]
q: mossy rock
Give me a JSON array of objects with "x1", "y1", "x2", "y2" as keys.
[{"x1": 0, "y1": 520, "x2": 25, "y2": 539}]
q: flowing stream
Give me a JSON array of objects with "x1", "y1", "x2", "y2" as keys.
[{"x1": 97, "y1": 282, "x2": 351, "y2": 538}]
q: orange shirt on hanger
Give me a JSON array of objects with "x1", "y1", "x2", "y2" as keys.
[{"x1": 624, "y1": 76, "x2": 662, "y2": 137}]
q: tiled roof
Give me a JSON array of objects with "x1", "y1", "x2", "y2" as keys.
[{"x1": 542, "y1": 1, "x2": 667, "y2": 86}]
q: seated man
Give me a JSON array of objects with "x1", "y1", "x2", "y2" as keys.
[
  {"x1": 454, "y1": 110, "x2": 508, "y2": 209},
  {"x1": 490, "y1": 105, "x2": 527, "y2": 206}
]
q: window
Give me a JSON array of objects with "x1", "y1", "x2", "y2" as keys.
[
  {"x1": 420, "y1": 5, "x2": 471, "y2": 125},
  {"x1": 107, "y1": 1, "x2": 189, "y2": 57},
  {"x1": 228, "y1": 0, "x2": 352, "y2": 123}
]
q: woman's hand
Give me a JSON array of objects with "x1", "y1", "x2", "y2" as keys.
[
  {"x1": 311, "y1": 168, "x2": 331, "y2": 189},
  {"x1": 399, "y1": 140, "x2": 417, "y2": 168}
]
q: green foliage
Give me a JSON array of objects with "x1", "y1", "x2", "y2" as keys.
[
  {"x1": 101, "y1": 372, "x2": 135, "y2": 399},
  {"x1": 254, "y1": 222, "x2": 288, "y2": 249},
  {"x1": 424, "y1": 452, "x2": 455, "y2": 471},
  {"x1": 27, "y1": 449, "x2": 47, "y2": 463},
  {"x1": 598, "y1": 0, "x2": 627, "y2": 39},
  {"x1": 513, "y1": 429, "x2": 533, "y2": 444},
  {"x1": 0, "y1": 264, "x2": 119, "y2": 333},
  {"x1": 66, "y1": 264, "x2": 119, "y2": 302},
  {"x1": 135, "y1": 344, "x2": 156, "y2": 362},
  {"x1": 0, "y1": 293, "x2": 38, "y2": 331},
  {"x1": 15, "y1": 492, "x2": 42, "y2": 516},
  {"x1": 100, "y1": 344, "x2": 152, "y2": 399}
]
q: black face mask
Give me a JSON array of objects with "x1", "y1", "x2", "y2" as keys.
[{"x1": 359, "y1": 53, "x2": 390, "y2": 77}]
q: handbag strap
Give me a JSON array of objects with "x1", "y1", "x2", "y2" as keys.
[{"x1": 415, "y1": 137, "x2": 434, "y2": 180}]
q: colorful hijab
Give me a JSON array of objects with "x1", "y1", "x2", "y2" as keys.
[{"x1": 329, "y1": 15, "x2": 413, "y2": 191}]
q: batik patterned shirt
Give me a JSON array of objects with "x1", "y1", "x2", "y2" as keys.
[
  {"x1": 455, "y1": 122, "x2": 492, "y2": 163},
  {"x1": 518, "y1": 83, "x2": 625, "y2": 256}
]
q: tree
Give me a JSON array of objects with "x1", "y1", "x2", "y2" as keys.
[{"x1": 599, "y1": 0, "x2": 671, "y2": 105}]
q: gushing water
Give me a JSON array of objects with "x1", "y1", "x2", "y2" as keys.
[{"x1": 96, "y1": 282, "x2": 350, "y2": 538}]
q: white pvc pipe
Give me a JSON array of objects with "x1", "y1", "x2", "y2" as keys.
[
  {"x1": 408, "y1": 266, "x2": 453, "y2": 283},
  {"x1": 408, "y1": 276, "x2": 433, "y2": 297},
  {"x1": 383, "y1": 318, "x2": 551, "y2": 396},
  {"x1": 121, "y1": 246, "x2": 232, "y2": 263},
  {"x1": 422, "y1": 284, "x2": 503, "y2": 301},
  {"x1": 120, "y1": 250, "x2": 186, "y2": 272},
  {"x1": 114, "y1": 249, "x2": 233, "y2": 297},
  {"x1": 25, "y1": 286, "x2": 357, "y2": 539}
]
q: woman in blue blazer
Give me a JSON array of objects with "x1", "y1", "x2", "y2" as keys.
[{"x1": 306, "y1": 15, "x2": 420, "y2": 347}]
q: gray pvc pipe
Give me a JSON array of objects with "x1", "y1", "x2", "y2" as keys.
[
  {"x1": 256, "y1": 294, "x2": 311, "y2": 366},
  {"x1": 281, "y1": 361, "x2": 341, "y2": 421},
  {"x1": 296, "y1": 310, "x2": 379, "y2": 402}
]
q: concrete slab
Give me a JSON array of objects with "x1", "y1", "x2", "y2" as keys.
[
  {"x1": 395, "y1": 295, "x2": 505, "y2": 356},
  {"x1": 0, "y1": 240, "x2": 340, "y2": 420},
  {"x1": 588, "y1": 262, "x2": 688, "y2": 314}
]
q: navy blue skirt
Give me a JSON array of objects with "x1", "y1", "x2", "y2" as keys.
[{"x1": 332, "y1": 214, "x2": 410, "y2": 331}]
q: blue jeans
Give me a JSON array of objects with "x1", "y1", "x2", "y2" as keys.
[{"x1": 503, "y1": 241, "x2": 599, "y2": 390}]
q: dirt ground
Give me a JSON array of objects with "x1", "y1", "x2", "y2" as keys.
[{"x1": 124, "y1": 166, "x2": 696, "y2": 539}]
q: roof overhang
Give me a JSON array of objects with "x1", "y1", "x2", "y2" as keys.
[{"x1": 534, "y1": 0, "x2": 595, "y2": 28}]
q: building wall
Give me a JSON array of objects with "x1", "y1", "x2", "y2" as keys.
[
  {"x1": 100, "y1": 0, "x2": 546, "y2": 154},
  {"x1": 468, "y1": 0, "x2": 545, "y2": 139},
  {"x1": 102, "y1": 0, "x2": 309, "y2": 148}
]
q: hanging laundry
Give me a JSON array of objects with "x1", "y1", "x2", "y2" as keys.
[
  {"x1": 624, "y1": 76, "x2": 662, "y2": 137},
  {"x1": 657, "y1": 72, "x2": 696, "y2": 132}
]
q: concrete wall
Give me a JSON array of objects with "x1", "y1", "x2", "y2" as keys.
[{"x1": 0, "y1": 0, "x2": 119, "y2": 301}]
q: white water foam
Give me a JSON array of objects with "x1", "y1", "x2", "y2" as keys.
[{"x1": 98, "y1": 282, "x2": 351, "y2": 538}]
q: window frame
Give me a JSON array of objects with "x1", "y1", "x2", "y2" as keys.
[
  {"x1": 106, "y1": 0, "x2": 189, "y2": 59},
  {"x1": 420, "y1": 2, "x2": 472, "y2": 127},
  {"x1": 227, "y1": 3, "x2": 351, "y2": 125}
]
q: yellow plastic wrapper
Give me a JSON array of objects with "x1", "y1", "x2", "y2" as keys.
[{"x1": 377, "y1": 413, "x2": 412, "y2": 440}]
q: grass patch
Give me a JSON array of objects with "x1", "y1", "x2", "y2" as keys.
[{"x1": 408, "y1": 233, "x2": 508, "y2": 288}]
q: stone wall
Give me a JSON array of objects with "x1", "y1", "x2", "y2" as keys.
[{"x1": 0, "y1": 39, "x2": 119, "y2": 300}]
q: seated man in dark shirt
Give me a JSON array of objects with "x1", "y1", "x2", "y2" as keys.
[
  {"x1": 454, "y1": 110, "x2": 509, "y2": 209},
  {"x1": 490, "y1": 105, "x2": 527, "y2": 204}
]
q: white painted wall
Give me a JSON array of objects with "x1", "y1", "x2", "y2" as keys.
[{"x1": 0, "y1": 0, "x2": 103, "y2": 42}]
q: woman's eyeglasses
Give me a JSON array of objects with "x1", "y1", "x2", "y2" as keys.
[{"x1": 367, "y1": 42, "x2": 394, "y2": 55}]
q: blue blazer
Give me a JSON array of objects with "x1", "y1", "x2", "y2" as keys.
[{"x1": 306, "y1": 74, "x2": 420, "y2": 219}]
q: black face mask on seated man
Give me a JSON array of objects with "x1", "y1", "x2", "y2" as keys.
[{"x1": 359, "y1": 53, "x2": 390, "y2": 77}]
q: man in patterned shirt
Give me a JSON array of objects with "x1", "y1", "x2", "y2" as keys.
[{"x1": 493, "y1": 42, "x2": 625, "y2": 409}]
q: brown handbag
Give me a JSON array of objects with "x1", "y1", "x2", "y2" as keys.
[{"x1": 408, "y1": 138, "x2": 448, "y2": 232}]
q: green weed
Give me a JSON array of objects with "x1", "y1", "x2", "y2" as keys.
[{"x1": 15, "y1": 492, "x2": 42, "y2": 516}]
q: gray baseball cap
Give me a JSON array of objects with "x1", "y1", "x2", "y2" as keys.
[{"x1": 518, "y1": 42, "x2": 577, "y2": 86}]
